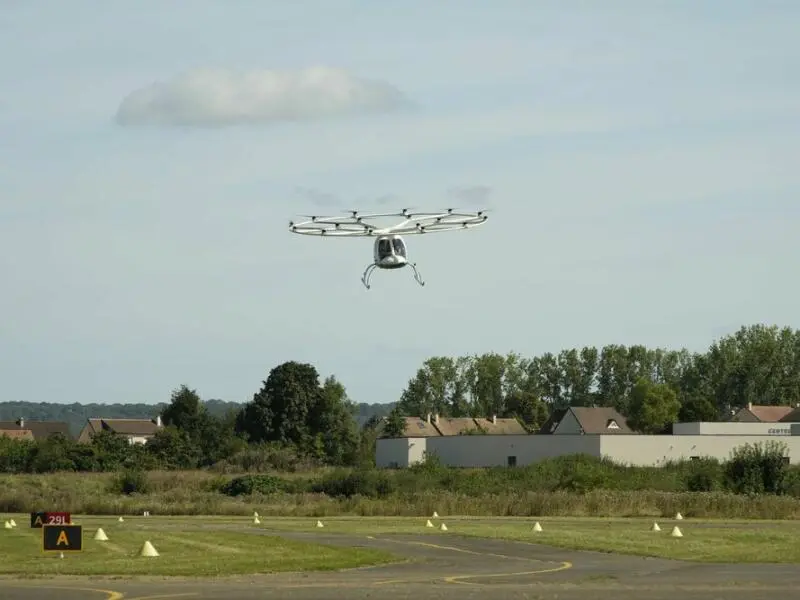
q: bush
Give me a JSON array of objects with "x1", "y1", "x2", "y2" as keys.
[
  {"x1": 312, "y1": 468, "x2": 395, "y2": 498},
  {"x1": 220, "y1": 474, "x2": 290, "y2": 497},
  {"x1": 113, "y1": 469, "x2": 150, "y2": 495},
  {"x1": 685, "y1": 458, "x2": 723, "y2": 492},
  {"x1": 724, "y1": 441, "x2": 789, "y2": 495}
]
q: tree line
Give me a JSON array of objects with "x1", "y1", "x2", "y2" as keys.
[
  {"x1": 0, "y1": 361, "x2": 381, "y2": 473},
  {"x1": 387, "y1": 324, "x2": 800, "y2": 434},
  {"x1": 0, "y1": 399, "x2": 392, "y2": 437},
  {"x1": 0, "y1": 323, "x2": 798, "y2": 474}
]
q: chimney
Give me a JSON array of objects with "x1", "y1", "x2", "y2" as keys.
[
  {"x1": 747, "y1": 402, "x2": 753, "y2": 411},
  {"x1": 492, "y1": 415, "x2": 497, "y2": 425},
  {"x1": 17, "y1": 417, "x2": 24, "y2": 428},
  {"x1": 434, "y1": 413, "x2": 439, "y2": 425},
  {"x1": 155, "y1": 415, "x2": 162, "y2": 427},
  {"x1": 426, "y1": 413, "x2": 431, "y2": 424}
]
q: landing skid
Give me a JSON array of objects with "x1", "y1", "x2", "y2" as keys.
[
  {"x1": 361, "y1": 263, "x2": 377, "y2": 289},
  {"x1": 361, "y1": 263, "x2": 426, "y2": 290}
]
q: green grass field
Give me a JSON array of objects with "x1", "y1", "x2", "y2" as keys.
[
  {"x1": 2, "y1": 513, "x2": 798, "y2": 576},
  {"x1": 256, "y1": 515, "x2": 800, "y2": 564},
  {"x1": 0, "y1": 514, "x2": 399, "y2": 577}
]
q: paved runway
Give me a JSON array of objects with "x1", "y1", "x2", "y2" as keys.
[{"x1": 2, "y1": 530, "x2": 799, "y2": 600}]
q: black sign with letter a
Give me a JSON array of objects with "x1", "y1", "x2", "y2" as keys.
[
  {"x1": 30, "y1": 512, "x2": 46, "y2": 528},
  {"x1": 42, "y1": 525, "x2": 83, "y2": 552}
]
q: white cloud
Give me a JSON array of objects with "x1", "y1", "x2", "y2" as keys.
[{"x1": 114, "y1": 66, "x2": 412, "y2": 127}]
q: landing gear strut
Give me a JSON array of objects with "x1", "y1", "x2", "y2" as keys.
[{"x1": 360, "y1": 263, "x2": 426, "y2": 290}]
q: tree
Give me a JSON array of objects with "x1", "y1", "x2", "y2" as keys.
[
  {"x1": 396, "y1": 356, "x2": 461, "y2": 417},
  {"x1": 307, "y1": 376, "x2": 360, "y2": 465},
  {"x1": 161, "y1": 384, "x2": 238, "y2": 467},
  {"x1": 381, "y1": 405, "x2": 407, "y2": 438},
  {"x1": 504, "y1": 390, "x2": 549, "y2": 431},
  {"x1": 677, "y1": 354, "x2": 719, "y2": 422},
  {"x1": 146, "y1": 426, "x2": 201, "y2": 469},
  {"x1": 705, "y1": 325, "x2": 800, "y2": 414},
  {"x1": 627, "y1": 377, "x2": 681, "y2": 434},
  {"x1": 355, "y1": 416, "x2": 383, "y2": 467},
  {"x1": 161, "y1": 385, "x2": 204, "y2": 432},
  {"x1": 236, "y1": 361, "x2": 322, "y2": 447},
  {"x1": 90, "y1": 429, "x2": 130, "y2": 470},
  {"x1": 464, "y1": 352, "x2": 508, "y2": 417},
  {"x1": 235, "y1": 361, "x2": 360, "y2": 465}
]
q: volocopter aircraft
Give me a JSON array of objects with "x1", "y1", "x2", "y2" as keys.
[{"x1": 288, "y1": 208, "x2": 489, "y2": 289}]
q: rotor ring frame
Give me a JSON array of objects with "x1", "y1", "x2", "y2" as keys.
[{"x1": 288, "y1": 210, "x2": 489, "y2": 237}]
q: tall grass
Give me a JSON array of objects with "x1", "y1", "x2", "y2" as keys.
[{"x1": 2, "y1": 455, "x2": 799, "y2": 520}]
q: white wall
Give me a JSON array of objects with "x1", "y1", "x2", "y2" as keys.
[
  {"x1": 127, "y1": 435, "x2": 151, "y2": 445},
  {"x1": 376, "y1": 437, "x2": 428, "y2": 468},
  {"x1": 600, "y1": 434, "x2": 800, "y2": 466},
  {"x1": 425, "y1": 434, "x2": 600, "y2": 467},
  {"x1": 673, "y1": 422, "x2": 797, "y2": 436},
  {"x1": 378, "y1": 430, "x2": 800, "y2": 469}
]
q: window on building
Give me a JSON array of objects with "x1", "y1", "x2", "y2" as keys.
[
  {"x1": 690, "y1": 456, "x2": 700, "y2": 461},
  {"x1": 782, "y1": 456, "x2": 790, "y2": 465},
  {"x1": 507, "y1": 456, "x2": 517, "y2": 467}
]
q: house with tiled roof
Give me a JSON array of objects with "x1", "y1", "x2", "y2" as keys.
[
  {"x1": 729, "y1": 403, "x2": 795, "y2": 423},
  {"x1": 378, "y1": 413, "x2": 527, "y2": 438},
  {"x1": 0, "y1": 418, "x2": 71, "y2": 441},
  {"x1": 0, "y1": 428, "x2": 35, "y2": 441},
  {"x1": 539, "y1": 407, "x2": 633, "y2": 435},
  {"x1": 77, "y1": 416, "x2": 163, "y2": 445}
]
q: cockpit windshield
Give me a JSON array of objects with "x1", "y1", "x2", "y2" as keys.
[
  {"x1": 377, "y1": 239, "x2": 392, "y2": 258},
  {"x1": 392, "y1": 238, "x2": 406, "y2": 257}
]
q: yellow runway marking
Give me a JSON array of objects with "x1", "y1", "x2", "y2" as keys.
[
  {"x1": 443, "y1": 561, "x2": 573, "y2": 585},
  {"x1": 0, "y1": 586, "x2": 123, "y2": 600},
  {"x1": 369, "y1": 536, "x2": 573, "y2": 586},
  {"x1": 126, "y1": 594, "x2": 199, "y2": 600}
]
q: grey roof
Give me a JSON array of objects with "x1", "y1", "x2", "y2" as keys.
[{"x1": 539, "y1": 407, "x2": 633, "y2": 434}]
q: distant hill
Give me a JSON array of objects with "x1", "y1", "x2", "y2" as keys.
[{"x1": 0, "y1": 400, "x2": 396, "y2": 437}]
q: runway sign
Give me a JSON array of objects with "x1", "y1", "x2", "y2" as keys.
[
  {"x1": 30, "y1": 512, "x2": 71, "y2": 528},
  {"x1": 42, "y1": 524, "x2": 83, "y2": 552}
]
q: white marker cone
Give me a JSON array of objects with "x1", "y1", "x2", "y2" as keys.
[
  {"x1": 651, "y1": 522, "x2": 661, "y2": 532},
  {"x1": 439, "y1": 523, "x2": 448, "y2": 531},
  {"x1": 425, "y1": 519, "x2": 434, "y2": 528},
  {"x1": 432, "y1": 511, "x2": 439, "y2": 518},
  {"x1": 253, "y1": 511, "x2": 259, "y2": 518},
  {"x1": 139, "y1": 541, "x2": 159, "y2": 557},
  {"x1": 670, "y1": 526, "x2": 683, "y2": 538},
  {"x1": 316, "y1": 520, "x2": 324, "y2": 528},
  {"x1": 118, "y1": 517, "x2": 124, "y2": 523},
  {"x1": 532, "y1": 521, "x2": 543, "y2": 532},
  {"x1": 3, "y1": 521, "x2": 11, "y2": 529},
  {"x1": 9, "y1": 519, "x2": 16, "y2": 528},
  {"x1": 59, "y1": 552, "x2": 64, "y2": 559},
  {"x1": 93, "y1": 528, "x2": 109, "y2": 541},
  {"x1": 253, "y1": 517, "x2": 261, "y2": 525},
  {"x1": 675, "y1": 512, "x2": 683, "y2": 520}
]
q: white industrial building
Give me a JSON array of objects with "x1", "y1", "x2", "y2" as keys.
[{"x1": 376, "y1": 404, "x2": 800, "y2": 468}]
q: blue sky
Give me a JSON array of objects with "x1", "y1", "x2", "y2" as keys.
[{"x1": 1, "y1": 1, "x2": 799, "y2": 408}]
